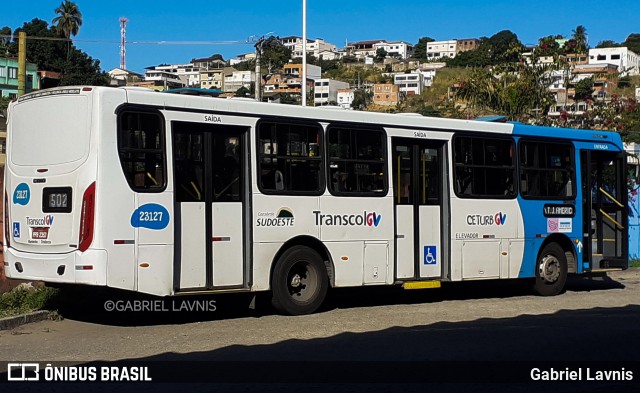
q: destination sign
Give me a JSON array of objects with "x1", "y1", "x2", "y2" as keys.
[{"x1": 543, "y1": 204, "x2": 575, "y2": 218}]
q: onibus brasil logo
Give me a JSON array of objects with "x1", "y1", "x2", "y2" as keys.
[{"x1": 313, "y1": 210, "x2": 382, "y2": 227}]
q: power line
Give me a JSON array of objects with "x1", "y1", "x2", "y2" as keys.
[{"x1": 0, "y1": 34, "x2": 253, "y2": 46}]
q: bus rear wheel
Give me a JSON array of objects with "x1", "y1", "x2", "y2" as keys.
[
  {"x1": 271, "y1": 245, "x2": 328, "y2": 315},
  {"x1": 533, "y1": 243, "x2": 568, "y2": 296}
]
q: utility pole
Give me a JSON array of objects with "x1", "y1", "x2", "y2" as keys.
[
  {"x1": 301, "y1": 0, "x2": 307, "y2": 106},
  {"x1": 17, "y1": 31, "x2": 26, "y2": 97},
  {"x1": 255, "y1": 37, "x2": 263, "y2": 102}
]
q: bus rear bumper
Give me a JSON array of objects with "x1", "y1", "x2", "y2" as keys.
[{"x1": 4, "y1": 248, "x2": 107, "y2": 286}]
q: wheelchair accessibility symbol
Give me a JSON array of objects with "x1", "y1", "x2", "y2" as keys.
[
  {"x1": 424, "y1": 246, "x2": 437, "y2": 265},
  {"x1": 13, "y1": 222, "x2": 21, "y2": 238}
]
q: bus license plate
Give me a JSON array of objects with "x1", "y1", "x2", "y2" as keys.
[{"x1": 32, "y1": 227, "x2": 49, "y2": 240}]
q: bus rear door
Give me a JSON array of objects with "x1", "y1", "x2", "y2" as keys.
[{"x1": 172, "y1": 122, "x2": 248, "y2": 291}]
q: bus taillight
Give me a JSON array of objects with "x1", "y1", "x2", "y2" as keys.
[
  {"x1": 78, "y1": 182, "x2": 96, "y2": 252},
  {"x1": 4, "y1": 191, "x2": 10, "y2": 249}
]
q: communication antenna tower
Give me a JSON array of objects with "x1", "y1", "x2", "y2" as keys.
[{"x1": 119, "y1": 17, "x2": 128, "y2": 69}]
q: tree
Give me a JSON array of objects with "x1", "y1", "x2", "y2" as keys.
[
  {"x1": 0, "y1": 95, "x2": 11, "y2": 118},
  {"x1": 456, "y1": 62, "x2": 555, "y2": 121},
  {"x1": 235, "y1": 86, "x2": 250, "y2": 97},
  {"x1": 0, "y1": 26, "x2": 11, "y2": 54},
  {"x1": 59, "y1": 48, "x2": 109, "y2": 86},
  {"x1": 260, "y1": 36, "x2": 292, "y2": 71},
  {"x1": 413, "y1": 36, "x2": 435, "y2": 61},
  {"x1": 11, "y1": 19, "x2": 67, "y2": 72},
  {"x1": 8, "y1": 19, "x2": 107, "y2": 86},
  {"x1": 571, "y1": 25, "x2": 588, "y2": 53},
  {"x1": 537, "y1": 35, "x2": 561, "y2": 56},
  {"x1": 596, "y1": 40, "x2": 619, "y2": 48},
  {"x1": 375, "y1": 48, "x2": 387, "y2": 62},
  {"x1": 352, "y1": 89, "x2": 372, "y2": 110},
  {"x1": 622, "y1": 34, "x2": 640, "y2": 56},
  {"x1": 52, "y1": 0, "x2": 82, "y2": 57},
  {"x1": 447, "y1": 31, "x2": 522, "y2": 67},
  {"x1": 573, "y1": 77, "x2": 594, "y2": 101}
]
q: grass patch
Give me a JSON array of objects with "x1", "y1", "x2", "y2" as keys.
[
  {"x1": 630, "y1": 258, "x2": 640, "y2": 268},
  {"x1": 0, "y1": 284, "x2": 60, "y2": 318}
]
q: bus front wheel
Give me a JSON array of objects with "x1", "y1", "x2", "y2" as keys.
[
  {"x1": 533, "y1": 243, "x2": 568, "y2": 296},
  {"x1": 271, "y1": 245, "x2": 328, "y2": 315}
]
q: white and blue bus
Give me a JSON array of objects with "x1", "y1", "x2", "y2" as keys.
[{"x1": 3, "y1": 86, "x2": 628, "y2": 315}]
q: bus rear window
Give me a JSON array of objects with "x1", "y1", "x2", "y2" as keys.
[
  {"x1": 117, "y1": 111, "x2": 166, "y2": 192},
  {"x1": 10, "y1": 96, "x2": 90, "y2": 166}
]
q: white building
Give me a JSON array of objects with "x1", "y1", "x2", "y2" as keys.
[
  {"x1": 108, "y1": 68, "x2": 144, "y2": 86},
  {"x1": 589, "y1": 47, "x2": 640, "y2": 76},
  {"x1": 144, "y1": 63, "x2": 201, "y2": 87},
  {"x1": 317, "y1": 50, "x2": 343, "y2": 61},
  {"x1": 224, "y1": 70, "x2": 255, "y2": 93},
  {"x1": 415, "y1": 63, "x2": 446, "y2": 87},
  {"x1": 347, "y1": 40, "x2": 383, "y2": 59},
  {"x1": 282, "y1": 36, "x2": 338, "y2": 59},
  {"x1": 337, "y1": 89, "x2": 354, "y2": 109},
  {"x1": 314, "y1": 79, "x2": 350, "y2": 105},
  {"x1": 373, "y1": 41, "x2": 415, "y2": 59},
  {"x1": 394, "y1": 73, "x2": 423, "y2": 95},
  {"x1": 230, "y1": 53, "x2": 257, "y2": 66},
  {"x1": 427, "y1": 40, "x2": 457, "y2": 60},
  {"x1": 143, "y1": 69, "x2": 186, "y2": 90}
]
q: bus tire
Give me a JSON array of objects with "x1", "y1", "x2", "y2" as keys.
[
  {"x1": 271, "y1": 245, "x2": 328, "y2": 315},
  {"x1": 533, "y1": 243, "x2": 568, "y2": 296}
]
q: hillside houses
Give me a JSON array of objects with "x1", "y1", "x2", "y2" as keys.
[{"x1": 98, "y1": 33, "x2": 639, "y2": 113}]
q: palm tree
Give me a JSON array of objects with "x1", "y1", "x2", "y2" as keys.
[
  {"x1": 52, "y1": 0, "x2": 83, "y2": 57},
  {"x1": 572, "y1": 25, "x2": 588, "y2": 54},
  {"x1": 456, "y1": 62, "x2": 555, "y2": 122}
]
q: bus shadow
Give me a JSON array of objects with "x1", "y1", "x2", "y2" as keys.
[
  {"x1": 4, "y1": 305, "x2": 637, "y2": 393},
  {"x1": 51, "y1": 273, "x2": 626, "y2": 327},
  {"x1": 322, "y1": 273, "x2": 625, "y2": 312}
]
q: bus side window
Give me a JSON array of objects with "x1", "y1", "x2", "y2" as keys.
[
  {"x1": 118, "y1": 111, "x2": 166, "y2": 192},
  {"x1": 258, "y1": 121, "x2": 322, "y2": 194}
]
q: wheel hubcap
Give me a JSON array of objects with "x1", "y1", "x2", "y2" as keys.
[
  {"x1": 290, "y1": 274, "x2": 302, "y2": 288},
  {"x1": 539, "y1": 254, "x2": 561, "y2": 283},
  {"x1": 287, "y1": 261, "x2": 318, "y2": 302}
]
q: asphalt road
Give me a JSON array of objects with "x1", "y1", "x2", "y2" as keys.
[{"x1": 1, "y1": 269, "x2": 639, "y2": 392}]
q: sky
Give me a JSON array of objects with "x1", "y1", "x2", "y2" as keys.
[{"x1": 3, "y1": 0, "x2": 640, "y2": 74}]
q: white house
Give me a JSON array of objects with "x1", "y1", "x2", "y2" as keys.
[
  {"x1": 144, "y1": 63, "x2": 201, "y2": 87},
  {"x1": 337, "y1": 89, "x2": 355, "y2": 109},
  {"x1": 230, "y1": 53, "x2": 256, "y2": 66},
  {"x1": 427, "y1": 40, "x2": 457, "y2": 60},
  {"x1": 373, "y1": 41, "x2": 415, "y2": 59},
  {"x1": 394, "y1": 73, "x2": 423, "y2": 95},
  {"x1": 224, "y1": 70, "x2": 255, "y2": 93},
  {"x1": 589, "y1": 47, "x2": 640, "y2": 76},
  {"x1": 143, "y1": 68, "x2": 186, "y2": 90},
  {"x1": 282, "y1": 36, "x2": 338, "y2": 59},
  {"x1": 108, "y1": 68, "x2": 144, "y2": 86},
  {"x1": 415, "y1": 63, "x2": 446, "y2": 87},
  {"x1": 314, "y1": 78, "x2": 350, "y2": 105},
  {"x1": 347, "y1": 40, "x2": 383, "y2": 59}
]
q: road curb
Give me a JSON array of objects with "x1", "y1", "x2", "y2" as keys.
[{"x1": 0, "y1": 310, "x2": 51, "y2": 330}]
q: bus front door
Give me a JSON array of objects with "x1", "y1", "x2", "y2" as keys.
[
  {"x1": 173, "y1": 122, "x2": 248, "y2": 291},
  {"x1": 581, "y1": 150, "x2": 628, "y2": 271},
  {"x1": 393, "y1": 139, "x2": 447, "y2": 280}
]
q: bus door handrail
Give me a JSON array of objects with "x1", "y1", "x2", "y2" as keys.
[{"x1": 599, "y1": 187, "x2": 624, "y2": 208}]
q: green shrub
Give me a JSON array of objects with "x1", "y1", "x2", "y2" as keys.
[{"x1": 0, "y1": 285, "x2": 60, "y2": 318}]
